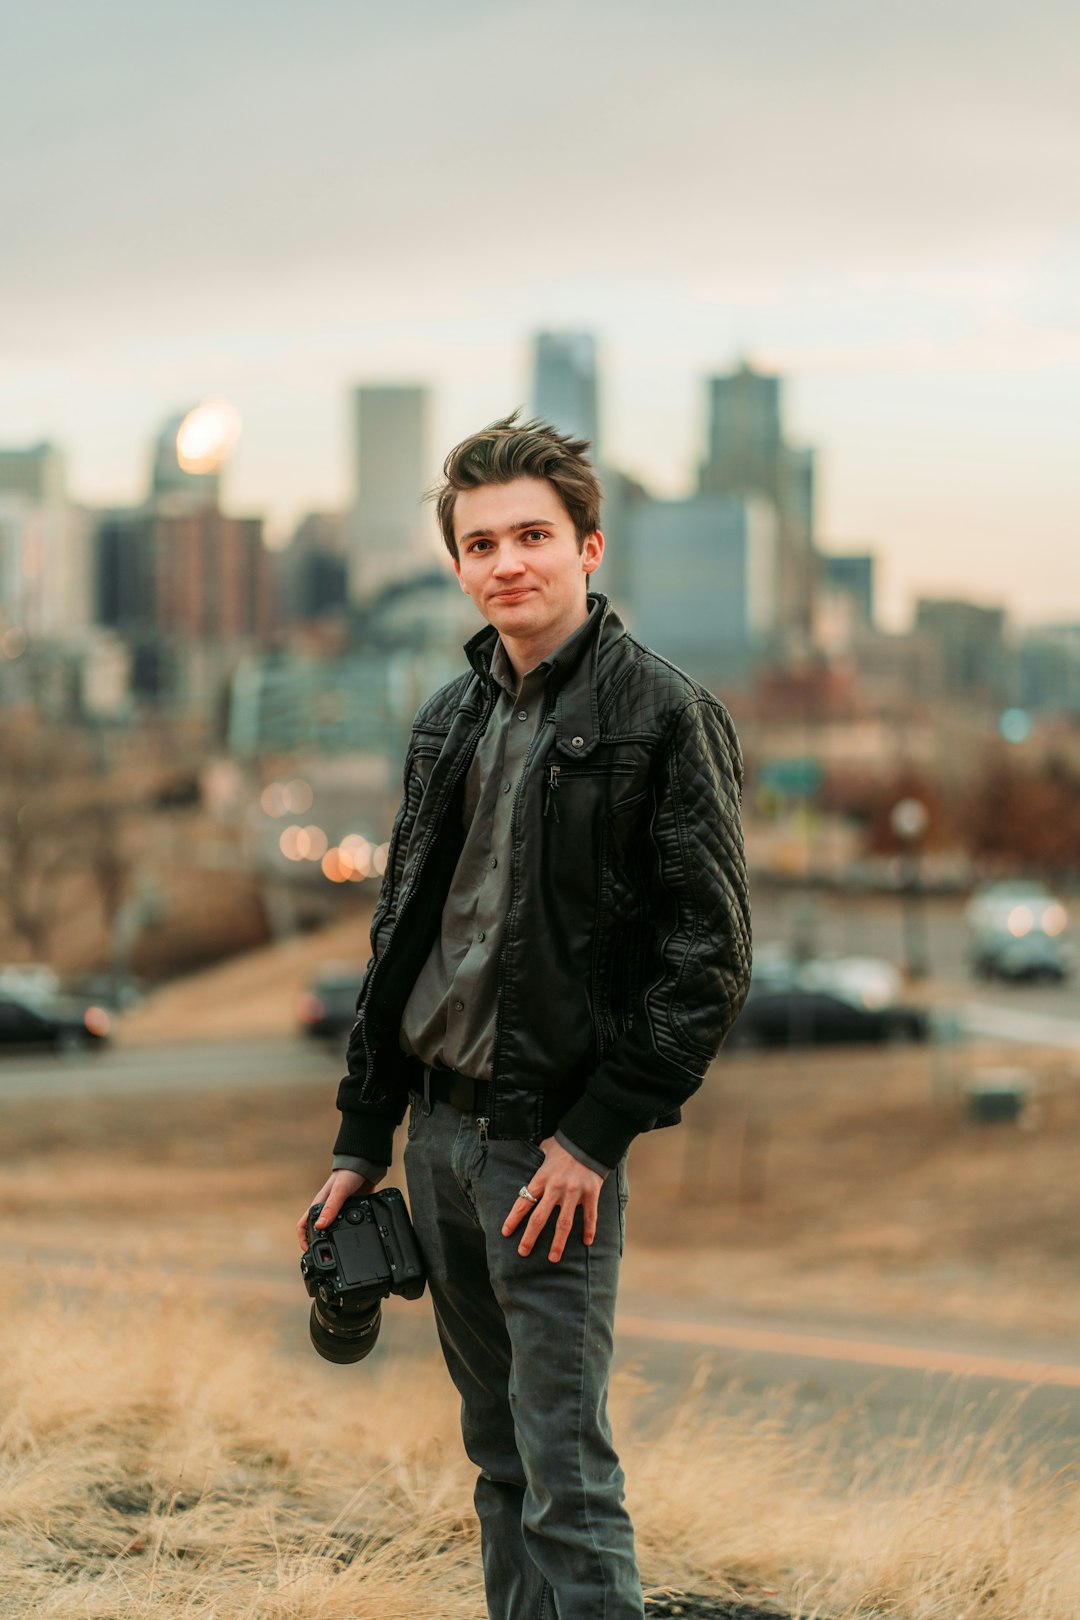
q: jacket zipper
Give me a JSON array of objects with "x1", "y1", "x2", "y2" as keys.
[
  {"x1": 360, "y1": 689, "x2": 496, "y2": 1086},
  {"x1": 543, "y1": 763, "x2": 561, "y2": 820}
]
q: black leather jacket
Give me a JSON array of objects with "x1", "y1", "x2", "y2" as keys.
[{"x1": 334, "y1": 595, "x2": 752, "y2": 1169}]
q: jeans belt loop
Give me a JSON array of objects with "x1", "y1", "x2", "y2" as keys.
[{"x1": 422, "y1": 1063, "x2": 433, "y2": 1112}]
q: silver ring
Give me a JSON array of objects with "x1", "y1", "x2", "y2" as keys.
[{"x1": 518, "y1": 1185, "x2": 539, "y2": 1204}]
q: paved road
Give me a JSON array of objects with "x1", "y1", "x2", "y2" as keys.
[
  {"x1": 611, "y1": 1299, "x2": 1080, "y2": 1473},
  {"x1": 0, "y1": 1034, "x2": 339, "y2": 1099}
]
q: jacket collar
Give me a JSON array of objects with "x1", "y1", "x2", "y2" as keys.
[{"x1": 464, "y1": 592, "x2": 624, "y2": 759}]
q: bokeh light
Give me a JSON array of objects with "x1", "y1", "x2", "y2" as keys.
[
  {"x1": 260, "y1": 782, "x2": 288, "y2": 817},
  {"x1": 175, "y1": 398, "x2": 241, "y2": 473},
  {"x1": 321, "y1": 848, "x2": 350, "y2": 883},
  {"x1": 283, "y1": 779, "x2": 314, "y2": 814}
]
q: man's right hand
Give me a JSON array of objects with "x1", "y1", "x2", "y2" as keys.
[{"x1": 296, "y1": 1168, "x2": 379, "y2": 1251}]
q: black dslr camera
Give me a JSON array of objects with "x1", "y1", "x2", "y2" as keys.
[{"x1": 300, "y1": 1188, "x2": 426, "y2": 1364}]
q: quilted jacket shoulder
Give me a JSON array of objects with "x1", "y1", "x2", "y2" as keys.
[
  {"x1": 600, "y1": 632, "x2": 741, "y2": 754},
  {"x1": 413, "y1": 670, "x2": 477, "y2": 736}
]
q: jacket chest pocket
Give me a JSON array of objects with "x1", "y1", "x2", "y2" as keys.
[{"x1": 541, "y1": 759, "x2": 643, "y2": 823}]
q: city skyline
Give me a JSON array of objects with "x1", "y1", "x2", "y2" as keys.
[{"x1": 3, "y1": 0, "x2": 1078, "y2": 629}]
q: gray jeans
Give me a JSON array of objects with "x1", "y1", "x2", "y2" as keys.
[{"x1": 403, "y1": 1095, "x2": 645, "y2": 1620}]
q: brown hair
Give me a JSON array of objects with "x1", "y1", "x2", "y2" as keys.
[{"x1": 430, "y1": 412, "x2": 602, "y2": 561}]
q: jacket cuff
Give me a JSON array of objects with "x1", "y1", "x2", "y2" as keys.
[
  {"x1": 333, "y1": 1113, "x2": 398, "y2": 1169},
  {"x1": 554, "y1": 1130, "x2": 612, "y2": 1179},
  {"x1": 555, "y1": 1094, "x2": 639, "y2": 1167}
]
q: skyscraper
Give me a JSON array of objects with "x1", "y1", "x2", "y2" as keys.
[
  {"x1": 620, "y1": 493, "x2": 778, "y2": 688},
  {"x1": 699, "y1": 361, "x2": 817, "y2": 654},
  {"x1": 90, "y1": 408, "x2": 276, "y2": 711},
  {"x1": 150, "y1": 412, "x2": 221, "y2": 513},
  {"x1": 349, "y1": 385, "x2": 432, "y2": 604},
  {"x1": 914, "y1": 597, "x2": 1008, "y2": 703},
  {"x1": 701, "y1": 366, "x2": 783, "y2": 495},
  {"x1": 0, "y1": 442, "x2": 89, "y2": 637},
  {"x1": 531, "y1": 332, "x2": 599, "y2": 452}
]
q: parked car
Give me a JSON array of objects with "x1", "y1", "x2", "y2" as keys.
[
  {"x1": 0, "y1": 963, "x2": 62, "y2": 999},
  {"x1": 64, "y1": 971, "x2": 148, "y2": 1012},
  {"x1": 297, "y1": 962, "x2": 363, "y2": 1040},
  {"x1": 0, "y1": 989, "x2": 111, "y2": 1055},
  {"x1": 726, "y1": 950, "x2": 929, "y2": 1049},
  {"x1": 966, "y1": 881, "x2": 1073, "y2": 981}
]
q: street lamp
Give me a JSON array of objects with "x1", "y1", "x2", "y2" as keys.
[{"x1": 890, "y1": 796, "x2": 930, "y2": 979}]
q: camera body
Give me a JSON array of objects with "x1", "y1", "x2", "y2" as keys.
[{"x1": 300, "y1": 1187, "x2": 426, "y2": 1364}]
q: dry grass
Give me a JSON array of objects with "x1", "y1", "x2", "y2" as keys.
[
  {"x1": 1, "y1": 1286, "x2": 1078, "y2": 1619},
  {"x1": 5, "y1": 995, "x2": 1080, "y2": 1614}
]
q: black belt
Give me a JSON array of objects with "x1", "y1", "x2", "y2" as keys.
[
  {"x1": 410, "y1": 1058, "x2": 576, "y2": 1139},
  {"x1": 422, "y1": 1062, "x2": 484, "y2": 1113}
]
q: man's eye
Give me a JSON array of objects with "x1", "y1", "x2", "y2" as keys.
[{"x1": 524, "y1": 530, "x2": 547, "y2": 542}]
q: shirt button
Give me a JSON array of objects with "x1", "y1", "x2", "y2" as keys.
[
  {"x1": 477, "y1": 930, "x2": 486, "y2": 942},
  {"x1": 571, "y1": 735, "x2": 584, "y2": 749},
  {"x1": 491, "y1": 856, "x2": 498, "y2": 869},
  {"x1": 517, "y1": 710, "x2": 528, "y2": 721},
  {"x1": 453, "y1": 999, "x2": 464, "y2": 1012},
  {"x1": 503, "y1": 781, "x2": 511, "y2": 793}
]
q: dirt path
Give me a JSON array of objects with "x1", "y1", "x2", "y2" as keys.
[{"x1": 116, "y1": 904, "x2": 374, "y2": 1043}]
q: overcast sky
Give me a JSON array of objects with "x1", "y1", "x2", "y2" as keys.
[{"x1": 3, "y1": 0, "x2": 1078, "y2": 626}]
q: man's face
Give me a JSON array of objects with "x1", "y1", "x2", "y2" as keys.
[{"x1": 452, "y1": 476, "x2": 603, "y2": 648}]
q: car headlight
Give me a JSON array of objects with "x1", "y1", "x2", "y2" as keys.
[
  {"x1": 1007, "y1": 905, "x2": 1034, "y2": 938},
  {"x1": 1043, "y1": 904, "x2": 1068, "y2": 936},
  {"x1": 83, "y1": 1006, "x2": 110, "y2": 1037}
]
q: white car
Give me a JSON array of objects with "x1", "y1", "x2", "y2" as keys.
[{"x1": 966, "y1": 881, "x2": 1072, "y2": 981}]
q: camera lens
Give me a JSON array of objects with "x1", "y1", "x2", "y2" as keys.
[{"x1": 308, "y1": 1298, "x2": 382, "y2": 1365}]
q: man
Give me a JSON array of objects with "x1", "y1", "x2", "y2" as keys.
[{"x1": 299, "y1": 414, "x2": 752, "y2": 1619}]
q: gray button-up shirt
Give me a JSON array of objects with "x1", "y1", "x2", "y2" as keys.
[
  {"x1": 332, "y1": 605, "x2": 609, "y2": 1180},
  {"x1": 398, "y1": 632, "x2": 557, "y2": 1078}
]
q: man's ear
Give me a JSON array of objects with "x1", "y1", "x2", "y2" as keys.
[
  {"x1": 453, "y1": 557, "x2": 469, "y2": 593},
  {"x1": 582, "y1": 530, "x2": 604, "y2": 576}
]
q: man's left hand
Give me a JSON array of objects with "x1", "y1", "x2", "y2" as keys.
[{"x1": 502, "y1": 1136, "x2": 603, "y2": 1263}]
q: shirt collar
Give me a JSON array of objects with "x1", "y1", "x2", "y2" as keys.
[{"x1": 490, "y1": 599, "x2": 598, "y2": 698}]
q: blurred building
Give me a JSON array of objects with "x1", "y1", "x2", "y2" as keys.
[
  {"x1": 230, "y1": 571, "x2": 473, "y2": 759},
  {"x1": 279, "y1": 512, "x2": 347, "y2": 625},
  {"x1": 814, "y1": 551, "x2": 876, "y2": 661},
  {"x1": 698, "y1": 362, "x2": 817, "y2": 656},
  {"x1": 86, "y1": 409, "x2": 277, "y2": 718},
  {"x1": 620, "y1": 494, "x2": 778, "y2": 687},
  {"x1": 842, "y1": 625, "x2": 944, "y2": 710},
  {"x1": 0, "y1": 442, "x2": 90, "y2": 638},
  {"x1": 594, "y1": 465, "x2": 649, "y2": 609},
  {"x1": 349, "y1": 384, "x2": 434, "y2": 604},
  {"x1": 914, "y1": 597, "x2": 1008, "y2": 705},
  {"x1": 820, "y1": 553, "x2": 874, "y2": 626},
  {"x1": 1016, "y1": 624, "x2": 1080, "y2": 714},
  {"x1": 95, "y1": 508, "x2": 156, "y2": 631},
  {"x1": 150, "y1": 413, "x2": 221, "y2": 513},
  {"x1": 531, "y1": 332, "x2": 600, "y2": 452},
  {"x1": 154, "y1": 511, "x2": 274, "y2": 643}
]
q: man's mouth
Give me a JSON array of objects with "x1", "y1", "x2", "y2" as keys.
[{"x1": 491, "y1": 588, "x2": 532, "y2": 602}]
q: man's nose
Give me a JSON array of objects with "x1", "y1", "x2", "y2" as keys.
[{"x1": 492, "y1": 546, "x2": 525, "y2": 576}]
